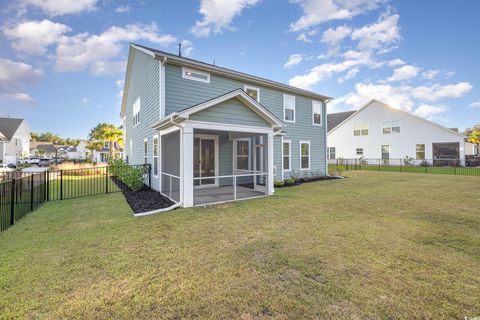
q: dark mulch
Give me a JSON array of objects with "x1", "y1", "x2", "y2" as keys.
[
  {"x1": 111, "y1": 177, "x2": 174, "y2": 213},
  {"x1": 275, "y1": 175, "x2": 343, "y2": 188}
]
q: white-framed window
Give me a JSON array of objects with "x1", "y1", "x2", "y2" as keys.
[
  {"x1": 381, "y1": 145, "x2": 390, "y2": 160},
  {"x1": 383, "y1": 120, "x2": 401, "y2": 134},
  {"x1": 235, "y1": 138, "x2": 250, "y2": 171},
  {"x1": 104, "y1": 141, "x2": 109, "y2": 148},
  {"x1": 153, "y1": 135, "x2": 159, "y2": 177},
  {"x1": 356, "y1": 148, "x2": 364, "y2": 156},
  {"x1": 312, "y1": 100, "x2": 322, "y2": 126},
  {"x1": 143, "y1": 138, "x2": 148, "y2": 164},
  {"x1": 182, "y1": 67, "x2": 210, "y2": 83},
  {"x1": 416, "y1": 144, "x2": 425, "y2": 160},
  {"x1": 283, "y1": 94, "x2": 295, "y2": 122},
  {"x1": 282, "y1": 140, "x2": 291, "y2": 171},
  {"x1": 353, "y1": 123, "x2": 368, "y2": 136},
  {"x1": 327, "y1": 147, "x2": 336, "y2": 160},
  {"x1": 300, "y1": 141, "x2": 310, "y2": 170},
  {"x1": 244, "y1": 85, "x2": 260, "y2": 102},
  {"x1": 133, "y1": 97, "x2": 141, "y2": 126}
]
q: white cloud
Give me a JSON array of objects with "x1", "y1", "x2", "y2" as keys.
[
  {"x1": 55, "y1": 23, "x2": 176, "y2": 75},
  {"x1": 0, "y1": 58, "x2": 42, "y2": 104},
  {"x1": 290, "y1": 0, "x2": 383, "y2": 31},
  {"x1": 180, "y1": 40, "x2": 194, "y2": 57},
  {"x1": 422, "y1": 69, "x2": 438, "y2": 80},
  {"x1": 338, "y1": 68, "x2": 359, "y2": 83},
  {"x1": 388, "y1": 58, "x2": 405, "y2": 66},
  {"x1": 409, "y1": 82, "x2": 473, "y2": 101},
  {"x1": 3, "y1": 19, "x2": 71, "y2": 55},
  {"x1": 387, "y1": 65, "x2": 419, "y2": 82},
  {"x1": 351, "y1": 13, "x2": 401, "y2": 51},
  {"x1": 321, "y1": 25, "x2": 352, "y2": 45},
  {"x1": 413, "y1": 104, "x2": 449, "y2": 118},
  {"x1": 297, "y1": 32, "x2": 312, "y2": 43},
  {"x1": 190, "y1": 0, "x2": 259, "y2": 37},
  {"x1": 469, "y1": 100, "x2": 480, "y2": 108},
  {"x1": 115, "y1": 5, "x2": 131, "y2": 13},
  {"x1": 20, "y1": 0, "x2": 97, "y2": 16},
  {"x1": 284, "y1": 54, "x2": 307, "y2": 69}
]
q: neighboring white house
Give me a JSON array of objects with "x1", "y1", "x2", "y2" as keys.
[
  {"x1": 92, "y1": 141, "x2": 123, "y2": 163},
  {"x1": 0, "y1": 118, "x2": 31, "y2": 165},
  {"x1": 59, "y1": 141, "x2": 87, "y2": 160},
  {"x1": 327, "y1": 99, "x2": 473, "y2": 163}
]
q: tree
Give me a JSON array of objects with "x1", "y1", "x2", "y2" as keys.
[
  {"x1": 30, "y1": 132, "x2": 80, "y2": 146},
  {"x1": 89, "y1": 123, "x2": 123, "y2": 161},
  {"x1": 464, "y1": 124, "x2": 480, "y2": 145},
  {"x1": 86, "y1": 141, "x2": 104, "y2": 161}
]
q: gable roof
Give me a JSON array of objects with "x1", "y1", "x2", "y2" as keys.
[
  {"x1": 0, "y1": 117, "x2": 25, "y2": 141},
  {"x1": 30, "y1": 142, "x2": 58, "y2": 154},
  {"x1": 328, "y1": 99, "x2": 466, "y2": 138},
  {"x1": 151, "y1": 89, "x2": 285, "y2": 130},
  {"x1": 327, "y1": 111, "x2": 356, "y2": 132},
  {"x1": 121, "y1": 44, "x2": 333, "y2": 117}
]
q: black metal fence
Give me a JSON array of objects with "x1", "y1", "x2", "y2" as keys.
[
  {"x1": 0, "y1": 164, "x2": 151, "y2": 232},
  {"x1": 328, "y1": 158, "x2": 480, "y2": 176}
]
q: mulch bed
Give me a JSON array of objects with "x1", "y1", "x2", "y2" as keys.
[
  {"x1": 275, "y1": 175, "x2": 343, "y2": 188},
  {"x1": 112, "y1": 177, "x2": 174, "y2": 213}
]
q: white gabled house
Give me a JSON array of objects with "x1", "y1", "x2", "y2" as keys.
[
  {"x1": 327, "y1": 99, "x2": 474, "y2": 165},
  {"x1": 0, "y1": 117, "x2": 31, "y2": 165}
]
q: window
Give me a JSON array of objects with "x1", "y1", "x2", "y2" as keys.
[
  {"x1": 300, "y1": 141, "x2": 310, "y2": 170},
  {"x1": 381, "y1": 145, "x2": 390, "y2": 160},
  {"x1": 283, "y1": 94, "x2": 295, "y2": 122},
  {"x1": 356, "y1": 148, "x2": 364, "y2": 156},
  {"x1": 144, "y1": 139, "x2": 148, "y2": 164},
  {"x1": 327, "y1": 147, "x2": 336, "y2": 160},
  {"x1": 416, "y1": 144, "x2": 425, "y2": 160},
  {"x1": 153, "y1": 136, "x2": 159, "y2": 177},
  {"x1": 235, "y1": 139, "x2": 250, "y2": 171},
  {"x1": 244, "y1": 85, "x2": 260, "y2": 102},
  {"x1": 353, "y1": 123, "x2": 368, "y2": 136},
  {"x1": 104, "y1": 141, "x2": 109, "y2": 148},
  {"x1": 133, "y1": 97, "x2": 141, "y2": 126},
  {"x1": 312, "y1": 100, "x2": 322, "y2": 126},
  {"x1": 283, "y1": 140, "x2": 291, "y2": 171},
  {"x1": 383, "y1": 121, "x2": 401, "y2": 134},
  {"x1": 182, "y1": 67, "x2": 210, "y2": 83}
]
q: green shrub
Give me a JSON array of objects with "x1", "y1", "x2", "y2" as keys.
[
  {"x1": 274, "y1": 180, "x2": 285, "y2": 188},
  {"x1": 108, "y1": 159, "x2": 127, "y2": 176},
  {"x1": 335, "y1": 165, "x2": 345, "y2": 176},
  {"x1": 118, "y1": 166, "x2": 145, "y2": 191},
  {"x1": 403, "y1": 156, "x2": 415, "y2": 166},
  {"x1": 289, "y1": 170, "x2": 300, "y2": 182},
  {"x1": 84, "y1": 158, "x2": 93, "y2": 164},
  {"x1": 284, "y1": 178, "x2": 296, "y2": 186}
]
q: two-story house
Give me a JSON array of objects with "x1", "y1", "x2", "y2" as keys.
[
  {"x1": 0, "y1": 117, "x2": 31, "y2": 165},
  {"x1": 327, "y1": 99, "x2": 474, "y2": 164},
  {"x1": 120, "y1": 44, "x2": 331, "y2": 207}
]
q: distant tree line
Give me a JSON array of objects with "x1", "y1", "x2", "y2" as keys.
[{"x1": 31, "y1": 132, "x2": 81, "y2": 146}]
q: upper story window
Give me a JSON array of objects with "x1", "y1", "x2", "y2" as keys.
[
  {"x1": 244, "y1": 85, "x2": 260, "y2": 102},
  {"x1": 383, "y1": 121, "x2": 401, "y2": 134},
  {"x1": 312, "y1": 100, "x2": 322, "y2": 126},
  {"x1": 133, "y1": 97, "x2": 141, "y2": 126},
  {"x1": 182, "y1": 67, "x2": 210, "y2": 83},
  {"x1": 353, "y1": 123, "x2": 368, "y2": 136},
  {"x1": 283, "y1": 94, "x2": 295, "y2": 122}
]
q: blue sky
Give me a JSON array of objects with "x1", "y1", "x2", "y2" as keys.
[{"x1": 1, "y1": 0, "x2": 479, "y2": 138}]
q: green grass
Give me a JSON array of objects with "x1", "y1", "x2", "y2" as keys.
[{"x1": 1, "y1": 171, "x2": 479, "y2": 319}]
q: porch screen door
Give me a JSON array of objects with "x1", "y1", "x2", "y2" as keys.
[{"x1": 194, "y1": 136, "x2": 217, "y2": 187}]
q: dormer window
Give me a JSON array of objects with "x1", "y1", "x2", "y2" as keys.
[
  {"x1": 244, "y1": 85, "x2": 260, "y2": 102},
  {"x1": 182, "y1": 67, "x2": 210, "y2": 83}
]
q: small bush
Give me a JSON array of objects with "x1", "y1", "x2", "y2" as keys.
[
  {"x1": 289, "y1": 170, "x2": 300, "y2": 182},
  {"x1": 335, "y1": 165, "x2": 345, "y2": 176},
  {"x1": 274, "y1": 180, "x2": 285, "y2": 188},
  {"x1": 118, "y1": 166, "x2": 145, "y2": 191},
  {"x1": 284, "y1": 178, "x2": 296, "y2": 186},
  {"x1": 358, "y1": 156, "x2": 368, "y2": 166},
  {"x1": 403, "y1": 156, "x2": 415, "y2": 166}
]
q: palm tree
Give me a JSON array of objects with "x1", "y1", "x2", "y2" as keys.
[
  {"x1": 86, "y1": 141, "x2": 104, "y2": 162},
  {"x1": 89, "y1": 123, "x2": 123, "y2": 161}
]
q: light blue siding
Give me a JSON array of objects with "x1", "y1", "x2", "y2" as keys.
[
  {"x1": 190, "y1": 98, "x2": 271, "y2": 127},
  {"x1": 123, "y1": 50, "x2": 161, "y2": 190}
]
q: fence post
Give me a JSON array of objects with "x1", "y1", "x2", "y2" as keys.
[
  {"x1": 30, "y1": 174, "x2": 34, "y2": 211},
  {"x1": 60, "y1": 170, "x2": 63, "y2": 200},
  {"x1": 378, "y1": 159, "x2": 380, "y2": 171},
  {"x1": 454, "y1": 160, "x2": 457, "y2": 175},
  {"x1": 46, "y1": 171, "x2": 49, "y2": 201},
  {"x1": 233, "y1": 175, "x2": 237, "y2": 200},
  {"x1": 10, "y1": 179, "x2": 15, "y2": 226},
  {"x1": 105, "y1": 166, "x2": 109, "y2": 194},
  {"x1": 148, "y1": 164, "x2": 152, "y2": 189},
  {"x1": 400, "y1": 159, "x2": 403, "y2": 172}
]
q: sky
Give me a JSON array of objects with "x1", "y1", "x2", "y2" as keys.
[{"x1": 0, "y1": 0, "x2": 479, "y2": 139}]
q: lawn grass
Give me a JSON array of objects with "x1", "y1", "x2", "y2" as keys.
[
  {"x1": 1, "y1": 171, "x2": 479, "y2": 319},
  {"x1": 328, "y1": 163, "x2": 480, "y2": 176}
]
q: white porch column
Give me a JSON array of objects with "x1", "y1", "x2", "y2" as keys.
[
  {"x1": 267, "y1": 132, "x2": 274, "y2": 195},
  {"x1": 182, "y1": 125, "x2": 194, "y2": 207}
]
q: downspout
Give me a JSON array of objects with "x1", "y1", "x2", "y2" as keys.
[{"x1": 324, "y1": 98, "x2": 333, "y2": 176}]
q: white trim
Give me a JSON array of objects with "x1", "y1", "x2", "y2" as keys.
[
  {"x1": 299, "y1": 140, "x2": 310, "y2": 170},
  {"x1": 267, "y1": 133, "x2": 274, "y2": 195},
  {"x1": 233, "y1": 138, "x2": 251, "y2": 171},
  {"x1": 159, "y1": 125, "x2": 181, "y2": 136},
  {"x1": 182, "y1": 66, "x2": 210, "y2": 83},
  {"x1": 312, "y1": 100, "x2": 322, "y2": 126},
  {"x1": 193, "y1": 134, "x2": 219, "y2": 188},
  {"x1": 133, "y1": 97, "x2": 141, "y2": 127},
  {"x1": 283, "y1": 94, "x2": 296, "y2": 123},
  {"x1": 152, "y1": 134, "x2": 159, "y2": 177},
  {"x1": 143, "y1": 138, "x2": 148, "y2": 164},
  {"x1": 194, "y1": 194, "x2": 269, "y2": 207},
  {"x1": 185, "y1": 120, "x2": 274, "y2": 134},
  {"x1": 244, "y1": 85, "x2": 260, "y2": 102},
  {"x1": 282, "y1": 139, "x2": 291, "y2": 172}
]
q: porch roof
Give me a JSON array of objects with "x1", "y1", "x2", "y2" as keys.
[{"x1": 151, "y1": 89, "x2": 285, "y2": 131}]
